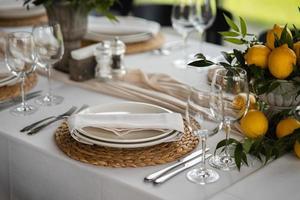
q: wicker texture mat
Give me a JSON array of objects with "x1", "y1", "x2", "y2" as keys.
[
  {"x1": 55, "y1": 122, "x2": 199, "y2": 168},
  {"x1": 0, "y1": 73, "x2": 38, "y2": 101},
  {"x1": 82, "y1": 33, "x2": 165, "y2": 55},
  {"x1": 0, "y1": 14, "x2": 48, "y2": 27}
]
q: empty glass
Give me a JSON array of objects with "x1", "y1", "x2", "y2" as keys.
[
  {"x1": 171, "y1": 0, "x2": 195, "y2": 68},
  {"x1": 32, "y1": 22, "x2": 64, "y2": 106},
  {"x1": 186, "y1": 87, "x2": 222, "y2": 185},
  {"x1": 189, "y1": 0, "x2": 217, "y2": 52},
  {"x1": 5, "y1": 31, "x2": 37, "y2": 116},
  {"x1": 209, "y1": 68, "x2": 250, "y2": 171}
]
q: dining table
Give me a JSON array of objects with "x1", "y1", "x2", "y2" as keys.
[{"x1": 0, "y1": 27, "x2": 299, "y2": 200}]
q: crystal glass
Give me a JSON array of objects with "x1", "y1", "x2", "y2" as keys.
[
  {"x1": 186, "y1": 87, "x2": 222, "y2": 185},
  {"x1": 171, "y1": 0, "x2": 195, "y2": 68},
  {"x1": 32, "y1": 22, "x2": 64, "y2": 106},
  {"x1": 189, "y1": 0, "x2": 217, "y2": 52},
  {"x1": 5, "y1": 31, "x2": 37, "y2": 116},
  {"x1": 209, "y1": 68, "x2": 250, "y2": 171}
]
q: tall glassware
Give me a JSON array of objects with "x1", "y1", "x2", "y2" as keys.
[
  {"x1": 32, "y1": 22, "x2": 64, "y2": 106},
  {"x1": 186, "y1": 87, "x2": 222, "y2": 185},
  {"x1": 171, "y1": 0, "x2": 195, "y2": 68},
  {"x1": 189, "y1": 0, "x2": 217, "y2": 51},
  {"x1": 209, "y1": 68, "x2": 250, "y2": 171},
  {"x1": 5, "y1": 32, "x2": 37, "y2": 116}
]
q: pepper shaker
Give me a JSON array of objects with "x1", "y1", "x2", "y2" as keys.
[
  {"x1": 94, "y1": 41, "x2": 112, "y2": 81},
  {"x1": 111, "y1": 37, "x2": 126, "y2": 78}
]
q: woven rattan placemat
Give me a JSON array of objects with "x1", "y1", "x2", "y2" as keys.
[
  {"x1": 0, "y1": 73, "x2": 38, "y2": 101},
  {"x1": 82, "y1": 33, "x2": 165, "y2": 55},
  {"x1": 0, "y1": 14, "x2": 48, "y2": 27},
  {"x1": 55, "y1": 122, "x2": 199, "y2": 168}
]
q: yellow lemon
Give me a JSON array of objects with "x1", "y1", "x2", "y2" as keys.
[
  {"x1": 266, "y1": 24, "x2": 292, "y2": 50},
  {"x1": 268, "y1": 44, "x2": 296, "y2": 79},
  {"x1": 294, "y1": 141, "x2": 300, "y2": 158},
  {"x1": 293, "y1": 41, "x2": 300, "y2": 65},
  {"x1": 276, "y1": 118, "x2": 300, "y2": 138},
  {"x1": 240, "y1": 110, "x2": 268, "y2": 139},
  {"x1": 232, "y1": 93, "x2": 257, "y2": 110},
  {"x1": 245, "y1": 45, "x2": 271, "y2": 68}
]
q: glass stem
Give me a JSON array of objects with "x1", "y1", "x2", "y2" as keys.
[
  {"x1": 183, "y1": 34, "x2": 188, "y2": 64},
  {"x1": 46, "y1": 64, "x2": 52, "y2": 98},
  {"x1": 20, "y1": 73, "x2": 26, "y2": 108},
  {"x1": 224, "y1": 119, "x2": 231, "y2": 158},
  {"x1": 200, "y1": 133, "x2": 208, "y2": 171}
]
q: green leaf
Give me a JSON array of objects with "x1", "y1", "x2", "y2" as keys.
[
  {"x1": 234, "y1": 143, "x2": 243, "y2": 170},
  {"x1": 239, "y1": 17, "x2": 247, "y2": 37},
  {"x1": 242, "y1": 138, "x2": 255, "y2": 153},
  {"x1": 224, "y1": 38, "x2": 245, "y2": 45},
  {"x1": 224, "y1": 15, "x2": 239, "y2": 32},
  {"x1": 233, "y1": 49, "x2": 245, "y2": 65},
  {"x1": 221, "y1": 51, "x2": 233, "y2": 63},
  {"x1": 219, "y1": 31, "x2": 240, "y2": 37},
  {"x1": 188, "y1": 60, "x2": 214, "y2": 67},
  {"x1": 266, "y1": 81, "x2": 280, "y2": 93},
  {"x1": 195, "y1": 53, "x2": 207, "y2": 60}
]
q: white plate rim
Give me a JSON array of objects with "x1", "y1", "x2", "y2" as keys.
[{"x1": 76, "y1": 102, "x2": 175, "y2": 143}]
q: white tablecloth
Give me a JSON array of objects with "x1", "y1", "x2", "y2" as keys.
[{"x1": 0, "y1": 30, "x2": 300, "y2": 200}]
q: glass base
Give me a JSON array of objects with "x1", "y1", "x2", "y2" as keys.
[
  {"x1": 208, "y1": 154, "x2": 237, "y2": 171},
  {"x1": 10, "y1": 104, "x2": 37, "y2": 116},
  {"x1": 186, "y1": 168, "x2": 219, "y2": 185},
  {"x1": 173, "y1": 59, "x2": 188, "y2": 69},
  {"x1": 35, "y1": 95, "x2": 63, "y2": 106}
]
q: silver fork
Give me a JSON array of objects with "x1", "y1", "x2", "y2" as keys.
[
  {"x1": 20, "y1": 106, "x2": 77, "y2": 132},
  {"x1": 26, "y1": 106, "x2": 77, "y2": 135}
]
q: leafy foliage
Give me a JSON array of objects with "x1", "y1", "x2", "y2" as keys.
[{"x1": 23, "y1": 0, "x2": 117, "y2": 19}]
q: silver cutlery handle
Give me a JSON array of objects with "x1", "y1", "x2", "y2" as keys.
[
  {"x1": 144, "y1": 148, "x2": 209, "y2": 182},
  {"x1": 20, "y1": 116, "x2": 54, "y2": 132},
  {"x1": 27, "y1": 117, "x2": 65, "y2": 135},
  {"x1": 153, "y1": 154, "x2": 212, "y2": 184}
]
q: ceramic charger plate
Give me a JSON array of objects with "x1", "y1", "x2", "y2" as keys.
[
  {"x1": 70, "y1": 102, "x2": 181, "y2": 148},
  {"x1": 0, "y1": 0, "x2": 45, "y2": 18}
]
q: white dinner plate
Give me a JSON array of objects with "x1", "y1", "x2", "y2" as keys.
[
  {"x1": 72, "y1": 128, "x2": 181, "y2": 148},
  {"x1": 84, "y1": 16, "x2": 160, "y2": 43},
  {"x1": 0, "y1": 61, "x2": 19, "y2": 87},
  {"x1": 75, "y1": 102, "x2": 176, "y2": 144},
  {"x1": 0, "y1": 1, "x2": 45, "y2": 18}
]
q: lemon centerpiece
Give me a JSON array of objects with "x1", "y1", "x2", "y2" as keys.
[{"x1": 188, "y1": 14, "x2": 300, "y2": 169}]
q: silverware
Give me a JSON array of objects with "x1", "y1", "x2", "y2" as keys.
[
  {"x1": 144, "y1": 148, "x2": 209, "y2": 182},
  {"x1": 20, "y1": 106, "x2": 77, "y2": 132},
  {"x1": 0, "y1": 90, "x2": 41, "y2": 111},
  {"x1": 26, "y1": 106, "x2": 77, "y2": 135},
  {"x1": 153, "y1": 153, "x2": 213, "y2": 184}
]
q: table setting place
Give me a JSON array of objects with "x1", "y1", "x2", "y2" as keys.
[{"x1": 1, "y1": 0, "x2": 300, "y2": 200}]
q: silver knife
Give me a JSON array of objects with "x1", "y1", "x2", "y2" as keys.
[
  {"x1": 144, "y1": 148, "x2": 209, "y2": 182},
  {"x1": 153, "y1": 153, "x2": 213, "y2": 185},
  {"x1": 0, "y1": 90, "x2": 41, "y2": 111}
]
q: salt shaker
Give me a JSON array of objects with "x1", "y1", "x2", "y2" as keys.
[
  {"x1": 94, "y1": 41, "x2": 112, "y2": 81},
  {"x1": 111, "y1": 37, "x2": 126, "y2": 78}
]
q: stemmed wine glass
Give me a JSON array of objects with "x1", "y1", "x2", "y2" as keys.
[
  {"x1": 189, "y1": 0, "x2": 217, "y2": 52},
  {"x1": 209, "y1": 67, "x2": 250, "y2": 171},
  {"x1": 32, "y1": 22, "x2": 64, "y2": 106},
  {"x1": 186, "y1": 87, "x2": 222, "y2": 185},
  {"x1": 5, "y1": 31, "x2": 37, "y2": 116},
  {"x1": 171, "y1": 0, "x2": 195, "y2": 68}
]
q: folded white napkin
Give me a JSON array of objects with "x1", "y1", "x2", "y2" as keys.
[
  {"x1": 87, "y1": 16, "x2": 160, "y2": 36},
  {"x1": 68, "y1": 113, "x2": 184, "y2": 137}
]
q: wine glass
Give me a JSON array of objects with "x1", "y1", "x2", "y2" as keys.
[
  {"x1": 209, "y1": 67, "x2": 250, "y2": 171},
  {"x1": 5, "y1": 31, "x2": 37, "y2": 116},
  {"x1": 32, "y1": 22, "x2": 64, "y2": 106},
  {"x1": 186, "y1": 87, "x2": 222, "y2": 185},
  {"x1": 171, "y1": 0, "x2": 195, "y2": 68},
  {"x1": 189, "y1": 0, "x2": 217, "y2": 52}
]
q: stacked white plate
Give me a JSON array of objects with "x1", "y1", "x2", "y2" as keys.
[
  {"x1": 85, "y1": 16, "x2": 161, "y2": 44},
  {"x1": 0, "y1": 0, "x2": 45, "y2": 19},
  {"x1": 70, "y1": 102, "x2": 181, "y2": 148},
  {"x1": 0, "y1": 61, "x2": 18, "y2": 87}
]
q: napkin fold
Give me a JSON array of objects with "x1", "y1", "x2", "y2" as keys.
[{"x1": 68, "y1": 113, "x2": 184, "y2": 137}]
